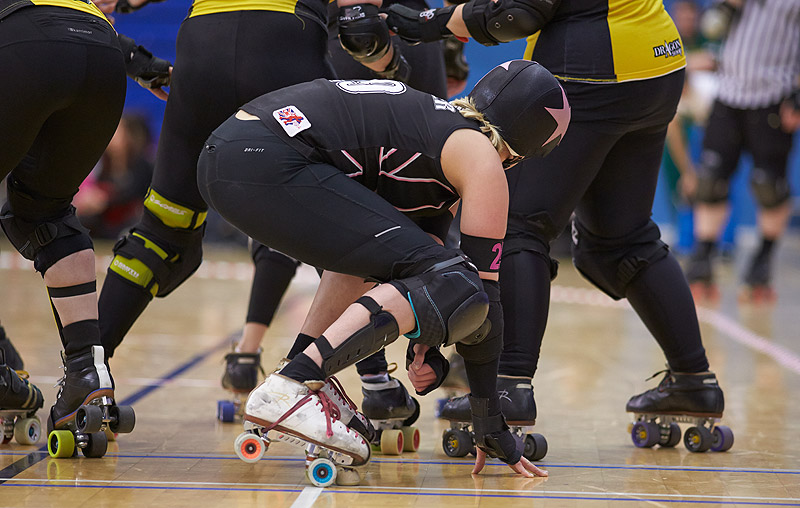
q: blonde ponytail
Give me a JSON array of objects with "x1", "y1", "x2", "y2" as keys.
[{"x1": 450, "y1": 97, "x2": 506, "y2": 152}]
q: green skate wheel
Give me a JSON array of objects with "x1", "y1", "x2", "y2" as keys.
[
  {"x1": 442, "y1": 428, "x2": 472, "y2": 457},
  {"x1": 76, "y1": 405, "x2": 103, "y2": 434},
  {"x1": 524, "y1": 433, "x2": 548, "y2": 461},
  {"x1": 659, "y1": 423, "x2": 681, "y2": 448},
  {"x1": 82, "y1": 431, "x2": 108, "y2": 458},
  {"x1": 401, "y1": 426, "x2": 420, "y2": 452},
  {"x1": 380, "y1": 429, "x2": 404, "y2": 455},
  {"x1": 14, "y1": 417, "x2": 40, "y2": 445},
  {"x1": 684, "y1": 426, "x2": 712, "y2": 452},
  {"x1": 307, "y1": 458, "x2": 337, "y2": 487},
  {"x1": 109, "y1": 405, "x2": 135, "y2": 434},
  {"x1": 48, "y1": 430, "x2": 75, "y2": 458},
  {"x1": 235, "y1": 432, "x2": 266, "y2": 463},
  {"x1": 631, "y1": 421, "x2": 660, "y2": 448},
  {"x1": 710, "y1": 425, "x2": 734, "y2": 452}
]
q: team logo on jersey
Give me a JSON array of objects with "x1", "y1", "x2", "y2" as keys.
[
  {"x1": 273, "y1": 106, "x2": 311, "y2": 137},
  {"x1": 652, "y1": 38, "x2": 683, "y2": 59},
  {"x1": 432, "y1": 96, "x2": 456, "y2": 112}
]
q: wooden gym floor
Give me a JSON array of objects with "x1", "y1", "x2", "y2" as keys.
[{"x1": 0, "y1": 236, "x2": 799, "y2": 508}]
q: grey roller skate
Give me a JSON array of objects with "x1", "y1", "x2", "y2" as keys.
[
  {"x1": 685, "y1": 250, "x2": 719, "y2": 302},
  {"x1": 740, "y1": 252, "x2": 775, "y2": 303},
  {"x1": 439, "y1": 375, "x2": 547, "y2": 461},
  {"x1": 435, "y1": 352, "x2": 468, "y2": 417},
  {"x1": 361, "y1": 376, "x2": 420, "y2": 455},
  {"x1": 47, "y1": 345, "x2": 135, "y2": 458},
  {"x1": 0, "y1": 349, "x2": 44, "y2": 445},
  {"x1": 626, "y1": 369, "x2": 732, "y2": 452},
  {"x1": 217, "y1": 350, "x2": 264, "y2": 422}
]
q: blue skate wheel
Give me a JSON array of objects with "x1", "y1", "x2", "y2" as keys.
[
  {"x1": 307, "y1": 458, "x2": 337, "y2": 487},
  {"x1": 217, "y1": 400, "x2": 236, "y2": 423},
  {"x1": 710, "y1": 425, "x2": 734, "y2": 452},
  {"x1": 631, "y1": 421, "x2": 660, "y2": 448}
]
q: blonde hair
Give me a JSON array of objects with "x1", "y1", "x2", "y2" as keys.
[{"x1": 450, "y1": 97, "x2": 505, "y2": 152}]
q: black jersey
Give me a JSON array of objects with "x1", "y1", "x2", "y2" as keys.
[{"x1": 242, "y1": 78, "x2": 480, "y2": 219}]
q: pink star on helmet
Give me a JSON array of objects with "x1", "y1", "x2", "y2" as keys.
[{"x1": 543, "y1": 85, "x2": 570, "y2": 147}]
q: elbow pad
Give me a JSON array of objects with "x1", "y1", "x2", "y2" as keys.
[
  {"x1": 463, "y1": 0, "x2": 560, "y2": 46},
  {"x1": 117, "y1": 34, "x2": 172, "y2": 89},
  {"x1": 338, "y1": 4, "x2": 392, "y2": 63}
]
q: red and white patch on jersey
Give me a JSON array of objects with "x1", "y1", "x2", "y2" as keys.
[{"x1": 272, "y1": 106, "x2": 311, "y2": 137}]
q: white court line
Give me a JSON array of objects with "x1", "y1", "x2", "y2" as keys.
[
  {"x1": 549, "y1": 285, "x2": 800, "y2": 375},
  {"x1": 3, "y1": 478, "x2": 799, "y2": 503},
  {"x1": 290, "y1": 487, "x2": 323, "y2": 508}
]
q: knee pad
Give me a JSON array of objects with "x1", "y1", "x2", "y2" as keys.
[
  {"x1": 694, "y1": 155, "x2": 730, "y2": 203},
  {"x1": 108, "y1": 188, "x2": 206, "y2": 297},
  {"x1": 0, "y1": 203, "x2": 92, "y2": 274},
  {"x1": 249, "y1": 240, "x2": 300, "y2": 269},
  {"x1": 390, "y1": 254, "x2": 489, "y2": 348},
  {"x1": 314, "y1": 296, "x2": 400, "y2": 377},
  {"x1": 571, "y1": 219, "x2": 669, "y2": 300},
  {"x1": 750, "y1": 167, "x2": 791, "y2": 209}
]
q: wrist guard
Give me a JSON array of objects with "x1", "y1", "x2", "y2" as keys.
[
  {"x1": 115, "y1": 0, "x2": 165, "y2": 13},
  {"x1": 338, "y1": 4, "x2": 392, "y2": 63},
  {"x1": 118, "y1": 34, "x2": 172, "y2": 89},
  {"x1": 372, "y1": 47, "x2": 412, "y2": 82},
  {"x1": 469, "y1": 395, "x2": 523, "y2": 464},
  {"x1": 386, "y1": 4, "x2": 458, "y2": 44},
  {"x1": 444, "y1": 37, "x2": 469, "y2": 81},
  {"x1": 405, "y1": 343, "x2": 450, "y2": 395}
]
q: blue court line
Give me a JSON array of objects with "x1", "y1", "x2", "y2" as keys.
[
  {"x1": 2, "y1": 483, "x2": 799, "y2": 506},
  {"x1": 0, "y1": 337, "x2": 229, "y2": 484}
]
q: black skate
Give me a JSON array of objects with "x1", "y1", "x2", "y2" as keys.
[
  {"x1": 435, "y1": 352, "x2": 468, "y2": 417},
  {"x1": 361, "y1": 376, "x2": 420, "y2": 455},
  {"x1": 47, "y1": 345, "x2": 135, "y2": 458},
  {"x1": 740, "y1": 253, "x2": 775, "y2": 304},
  {"x1": 0, "y1": 349, "x2": 44, "y2": 445},
  {"x1": 685, "y1": 251, "x2": 719, "y2": 303},
  {"x1": 0, "y1": 326, "x2": 24, "y2": 371},
  {"x1": 439, "y1": 375, "x2": 547, "y2": 461},
  {"x1": 217, "y1": 350, "x2": 264, "y2": 423},
  {"x1": 626, "y1": 369, "x2": 732, "y2": 452}
]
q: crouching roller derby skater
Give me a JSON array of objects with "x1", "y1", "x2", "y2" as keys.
[
  {"x1": 197, "y1": 60, "x2": 570, "y2": 486},
  {"x1": 0, "y1": 0, "x2": 169, "y2": 456}
]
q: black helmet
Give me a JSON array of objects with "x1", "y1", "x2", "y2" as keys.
[{"x1": 468, "y1": 60, "x2": 570, "y2": 158}]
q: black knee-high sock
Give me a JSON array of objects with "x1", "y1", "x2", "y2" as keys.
[
  {"x1": 625, "y1": 253, "x2": 710, "y2": 373},
  {"x1": 287, "y1": 333, "x2": 316, "y2": 360},
  {"x1": 246, "y1": 251, "x2": 297, "y2": 326},
  {"x1": 355, "y1": 349, "x2": 388, "y2": 376},
  {"x1": 98, "y1": 273, "x2": 153, "y2": 359}
]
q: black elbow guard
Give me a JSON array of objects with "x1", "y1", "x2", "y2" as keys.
[
  {"x1": 463, "y1": 0, "x2": 560, "y2": 46},
  {"x1": 338, "y1": 4, "x2": 392, "y2": 63},
  {"x1": 118, "y1": 34, "x2": 172, "y2": 89}
]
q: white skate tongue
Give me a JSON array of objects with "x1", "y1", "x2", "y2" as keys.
[{"x1": 92, "y1": 345, "x2": 113, "y2": 389}]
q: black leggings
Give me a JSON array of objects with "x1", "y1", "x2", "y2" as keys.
[
  {"x1": 0, "y1": 7, "x2": 125, "y2": 221},
  {"x1": 499, "y1": 69, "x2": 710, "y2": 377}
]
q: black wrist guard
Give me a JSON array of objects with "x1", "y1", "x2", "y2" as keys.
[
  {"x1": 115, "y1": 0, "x2": 165, "y2": 13},
  {"x1": 405, "y1": 343, "x2": 450, "y2": 395},
  {"x1": 118, "y1": 34, "x2": 171, "y2": 89},
  {"x1": 372, "y1": 47, "x2": 412, "y2": 82},
  {"x1": 338, "y1": 4, "x2": 392, "y2": 64},
  {"x1": 444, "y1": 37, "x2": 469, "y2": 81},
  {"x1": 469, "y1": 395, "x2": 523, "y2": 464},
  {"x1": 386, "y1": 4, "x2": 457, "y2": 44}
]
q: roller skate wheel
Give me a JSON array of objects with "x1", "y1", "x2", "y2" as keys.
[
  {"x1": 307, "y1": 458, "x2": 337, "y2": 487},
  {"x1": 401, "y1": 426, "x2": 420, "y2": 452},
  {"x1": 710, "y1": 425, "x2": 734, "y2": 452},
  {"x1": 14, "y1": 417, "x2": 40, "y2": 445},
  {"x1": 442, "y1": 428, "x2": 472, "y2": 458},
  {"x1": 48, "y1": 430, "x2": 76, "y2": 458},
  {"x1": 76, "y1": 405, "x2": 104, "y2": 434},
  {"x1": 684, "y1": 425, "x2": 712, "y2": 452},
  {"x1": 524, "y1": 433, "x2": 548, "y2": 461},
  {"x1": 109, "y1": 405, "x2": 135, "y2": 434},
  {"x1": 380, "y1": 429, "x2": 404, "y2": 455},
  {"x1": 234, "y1": 432, "x2": 266, "y2": 463},
  {"x1": 82, "y1": 431, "x2": 108, "y2": 458},
  {"x1": 631, "y1": 421, "x2": 660, "y2": 448},
  {"x1": 217, "y1": 400, "x2": 236, "y2": 423},
  {"x1": 659, "y1": 423, "x2": 681, "y2": 448},
  {"x1": 335, "y1": 466, "x2": 361, "y2": 486}
]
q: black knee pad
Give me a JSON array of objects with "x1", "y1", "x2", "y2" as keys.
[
  {"x1": 390, "y1": 254, "x2": 489, "y2": 348},
  {"x1": 0, "y1": 203, "x2": 92, "y2": 274},
  {"x1": 249, "y1": 240, "x2": 300, "y2": 269},
  {"x1": 571, "y1": 219, "x2": 669, "y2": 300},
  {"x1": 694, "y1": 155, "x2": 730, "y2": 203},
  {"x1": 750, "y1": 167, "x2": 791, "y2": 209},
  {"x1": 503, "y1": 235, "x2": 559, "y2": 280}
]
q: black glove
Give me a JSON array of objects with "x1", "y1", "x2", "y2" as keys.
[
  {"x1": 386, "y1": 4, "x2": 459, "y2": 44},
  {"x1": 469, "y1": 395, "x2": 523, "y2": 464},
  {"x1": 443, "y1": 37, "x2": 469, "y2": 82},
  {"x1": 118, "y1": 34, "x2": 172, "y2": 89},
  {"x1": 405, "y1": 342, "x2": 450, "y2": 395},
  {"x1": 115, "y1": 0, "x2": 165, "y2": 13},
  {"x1": 372, "y1": 47, "x2": 412, "y2": 82}
]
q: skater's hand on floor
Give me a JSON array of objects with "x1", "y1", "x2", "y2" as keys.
[
  {"x1": 408, "y1": 344, "x2": 437, "y2": 393},
  {"x1": 472, "y1": 448, "x2": 548, "y2": 478}
]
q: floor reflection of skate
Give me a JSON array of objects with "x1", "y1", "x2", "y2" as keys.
[
  {"x1": 234, "y1": 421, "x2": 364, "y2": 487},
  {"x1": 627, "y1": 413, "x2": 734, "y2": 453},
  {"x1": 441, "y1": 421, "x2": 548, "y2": 461},
  {"x1": 0, "y1": 409, "x2": 41, "y2": 445},
  {"x1": 48, "y1": 396, "x2": 136, "y2": 458}
]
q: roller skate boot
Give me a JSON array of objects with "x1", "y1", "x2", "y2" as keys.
[
  {"x1": 685, "y1": 251, "x2": 719, "y2": 303},
  {"x1": 740, "y1": 253, "x2": 775, "y2": 304},
  {"x1": 439, "y1": 375, "x2": 547, "y2": 461},
  {"x1": 217, "y1": 350, "x2": 264, "y2": 423},
  {"x1": 626, "y1": 369, "x2": 732, "y2": 452},
  {"x1": 47, "y1": 345, "x2": 135, "y2": 458},
  {"x1": 0, "y1": 349, "x2": 44, "y2": 445},
  {"x1": 236, "y1": 373, "x2": 370, "y2": 487},
  {"x1": 361, "y1": 376, "x2": 420, "y2": 454},
  {"x1": 0, "y1": 326, "x2": 24, "y2": 371}
]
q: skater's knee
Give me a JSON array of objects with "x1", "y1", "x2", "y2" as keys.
[
  {"x1": 249, "y1": 241, "x2": 300, "y2": 270},
  {"x1": 503, "y1": 233, "x2": 559, "y2": 280},
  {"x1": 571, "y1": 219, "x2": 669, "y2": 300},
  {"x1": 694, "y1": 166, "x2": 730, "y2": 204},
  {"x1": 749, "y1": 167, "x2": 791, "y2": 209},
  {"x1": 107, "y1": 188, "x2": 206, "y2": 297}
]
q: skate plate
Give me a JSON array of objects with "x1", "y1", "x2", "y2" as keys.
[
  {"x1": 48, "y1": 396, "x2": 135, "y2": 458},
  {"x1": 0, "y1": 409, "x2": 41, "y2": 445},
  {"x1": 441, "y1": 421, "x2": 547, "y2": 461},
  {"x1": 628, "y1": 412, "x2": 733, "y2": 452}
]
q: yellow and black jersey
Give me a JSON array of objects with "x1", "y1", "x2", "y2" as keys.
[
  {"x1": 0, "y1": 0, "x2": 109, "y2": 21},
  {"x1": 523, "y1": 0, "x2": 685, "y2": 83},
  {"x1": 189, "y1": 0, "x2": 324, "y2": 18}
]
